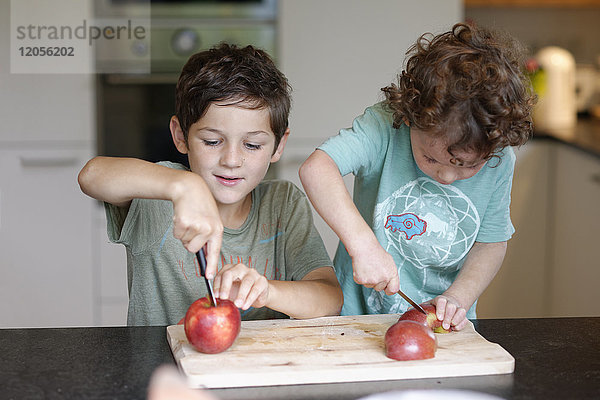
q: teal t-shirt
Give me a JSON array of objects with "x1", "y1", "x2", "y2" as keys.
[
  {"x1": 105, "y1": 162, "x2": 332, "y2": 326},
  {"x1": 318, "y1": 102, "x2": 515, "y2": 318}
]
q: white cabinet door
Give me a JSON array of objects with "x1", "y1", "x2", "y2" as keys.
[
  {"x1": 550, "y1": 145, "x2": 600, "y2": 316},
  {"x1": 477, "y1": 141, "x2": 553, "y2": 318},
  {"x1": 0, "y1": 146, "x2": 95, "y2": 327},
  {"x1": 478, "y1": 141, "x2": 600, "y2": 318},
  {"x1": 0, "y1": 0, "x2": 94, "y2": 144},
  {"x1": 94, "y1": 203, "x2": 128, "y2": 326}
]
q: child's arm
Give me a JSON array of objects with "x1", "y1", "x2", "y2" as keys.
[
  {"x1": 213, "y1": 264, "x2": 343, "y2": 319},
  {"x1": 78, "y1": 156, "x2": 223, "y2": 278},
  {"x1": 432, "y1": 241, "x2": 507, "y2": 331},
  {"x1": 299, "y1": 150, "x2": 400, "y2": 295}
]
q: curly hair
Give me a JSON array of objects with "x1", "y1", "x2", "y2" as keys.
[
  {"x1": 175, "y1": 43, "x2": 292, "y2": 150},
  {"x1": 382, "y1": 23, "x2": 535, "y2": 161}
]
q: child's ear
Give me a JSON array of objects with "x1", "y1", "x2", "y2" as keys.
[
  {"x1": 270, "y1": 128, "x2": 290, "y2": 163},
  {"x1": 170, "y1": 116, "x2": 189, "y2": 155}
]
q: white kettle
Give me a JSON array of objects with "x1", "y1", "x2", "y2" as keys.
[{"x1": 532, "y1": 46, "x2": 576, "y2": 138}]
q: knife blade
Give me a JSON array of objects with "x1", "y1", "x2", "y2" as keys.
[
  {"x1": 396, "y1": 289, "x2": 427, "y2": 315},
  {"x1": 195, "y1": 247, "x2": 217, "y2": 307}
]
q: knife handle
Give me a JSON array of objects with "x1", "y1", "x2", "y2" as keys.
[
  {"x1": 195, "y1": 247, "x2": 208, "y2": 278},
  {"x1": 195, "y1": 247, "x2": 217, "y2": 306}
]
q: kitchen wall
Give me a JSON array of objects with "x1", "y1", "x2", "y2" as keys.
[
  {"x1": 465, "y1": 5, "x2": 600, "y2": 65},
  {"x1": 277, "y1": 0, "x2": 462, "y2": 256}
]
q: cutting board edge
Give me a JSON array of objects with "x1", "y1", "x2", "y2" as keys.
[
  {"x1": 181, "y1": 357, "x2": 515, "y2": 389},
  {"x1": 167, "y1": 324, "x2": 188, "y2": 362}
]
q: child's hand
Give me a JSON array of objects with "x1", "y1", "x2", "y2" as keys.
[
  {"x1": 148, "y1": 365, "x2": 218, "y2": 400},
  {"x1": 213, "y1": 263, "x2": 269, "y2": 310},
  {"x1": 431, "y1": 295, "x2": 468, "y2": 331},
  {"x1": 351, "y1": 244, "x2": 399, "y2": 295},
  {"x1": 171, "y1": 174, "x2": 223, "y2": 279}
]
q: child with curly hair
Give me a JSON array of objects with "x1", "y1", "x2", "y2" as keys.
[{"x1": 300, "y1": 23, "x2": 535, "y2": 331}]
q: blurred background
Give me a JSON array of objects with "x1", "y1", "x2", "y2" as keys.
[{"x1": 1, "y1": 0, "x2": 598, "y2": 328}]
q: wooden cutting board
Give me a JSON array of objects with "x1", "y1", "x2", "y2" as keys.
[{"x1": 167, "y1": 314, "x2": 514, "y2": 388}]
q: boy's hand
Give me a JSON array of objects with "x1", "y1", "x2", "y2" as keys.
[
  {"x1": 351, "y1": 244, "x2": 399, "y2": 295},
  {"x1": 213, "y1": 263, "x2": 269, "y2": 310},
  {"x1": 431, "y1": 294, "x2": 468, "y2": 331},
  {"x1": 171, "y1": 174, "x2": 223, "y2": 279}
]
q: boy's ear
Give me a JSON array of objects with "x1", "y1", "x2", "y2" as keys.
[
  {"x1": 270, "y1": 128, "x2": 290, "y2": 163},
  {"x1": 170, "y1": 116, "x2": 189, "y2": 155}
]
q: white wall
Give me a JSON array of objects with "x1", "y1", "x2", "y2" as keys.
[
  {"x1": 279, "y1": 0, "x2": 462, "y2": 146},
  {"x1": 277, "y1": 0, "x2": 463, "y2": 255}
]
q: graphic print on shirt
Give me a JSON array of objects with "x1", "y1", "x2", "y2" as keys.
[
  {"x1": 368, "y1": 177, "x2": 480, "y2": 313},
  {"x1": 173, "y1": 217, "x2": 285, "y2": 288},
  {"x1": 259, "y1": 219, "x2": 283, "y2": 244},
  {"x1": 384, "y1": 213, "x2": 427, "y2": 240}
]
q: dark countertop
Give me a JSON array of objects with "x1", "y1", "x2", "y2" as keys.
[
  {"x1": 1, "y1": 318, "x2": 599, "y2": 400},
  {"x1": 535, "y1": 116, "x2": 600, "y2": 158}
]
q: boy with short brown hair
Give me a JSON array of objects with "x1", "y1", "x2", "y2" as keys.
[{"x1": 79, "y1": 43, "x2": 342, "y2": 325}]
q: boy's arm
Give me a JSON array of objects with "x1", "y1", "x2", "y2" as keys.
[
  {"x1": 268, "y1": 267, "x2": 343, "y2": 319},
  {"x1": 433, "y1": 241, "x2": 507, "y2": 330},
  {"x1": 78, "y1": 156, "x2": 223, "y2": 277},
  {"x1": 299, "y1": 149, "x2": 400, "y2": 295},
  {"x1": 214, "y1": 264, "x2": 343, "y2": 319}
]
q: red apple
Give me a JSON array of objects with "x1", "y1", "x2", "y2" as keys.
[
  {"x1": 184, "y1": 297, "x2": 241, "y2": 354},
  {"x1": 398, "y1": 303, "x2": 450, "y2": 333},
  {"x1": 385, "y1": 320, "x2": 437, "y2": 361}
]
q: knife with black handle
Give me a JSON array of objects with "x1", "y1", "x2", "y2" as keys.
[{"x1": 195, "y1": 247, "x2": 217, "y2": 307}]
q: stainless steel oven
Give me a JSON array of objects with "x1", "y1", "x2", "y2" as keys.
[{"x1": 95, "y1": 0, "x2": 277, "y2": 167}]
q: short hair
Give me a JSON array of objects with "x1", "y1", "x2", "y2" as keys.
[
  {"x1": 175, "y1": 43, "x2": 292, "y2": 149},
  {"x1": 382, "y1": 23, "x2": 535, "y2": 161}
]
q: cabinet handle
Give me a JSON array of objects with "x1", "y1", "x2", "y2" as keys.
[{"x1": 20, "y1": 156, "x2": 79, "y2": 168}]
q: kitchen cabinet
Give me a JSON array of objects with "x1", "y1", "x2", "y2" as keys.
[
  {"x1": 0, "y1": 146, "x2": 96, "y2": 327},
  {"x1": 477, "y1": 141, "x2": 552, "y2": 318},
  {"x1": 465, "y1": 0, "x2": 600, "y2": 6},
  {"x1": 0, "y1": 0, "x2": 100, "y2": 327},
  {"x1": 549, "y1": 145, "x2": 600, "y2": 315},
  {"x1": 94, "y1": 204, "x2": 128, "y2": 326},
  {"x1": 478, "y1": 139, "x2": 600, "y2": 318}
]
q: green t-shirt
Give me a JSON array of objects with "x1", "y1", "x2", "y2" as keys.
[
  {"x1": 105, "y1": 162, "x2": 332, "y2": 326},
  {"x1": 318, "y1": 102, "x2": 516, "y2": 319}
]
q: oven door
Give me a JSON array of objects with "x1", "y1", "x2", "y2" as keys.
[
  {"x1": 96, "y1": 3, "x2": 277, "y2": 166},
  {"x1": 97, "y1": 75, "x2": 187, "y2": 166}
]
